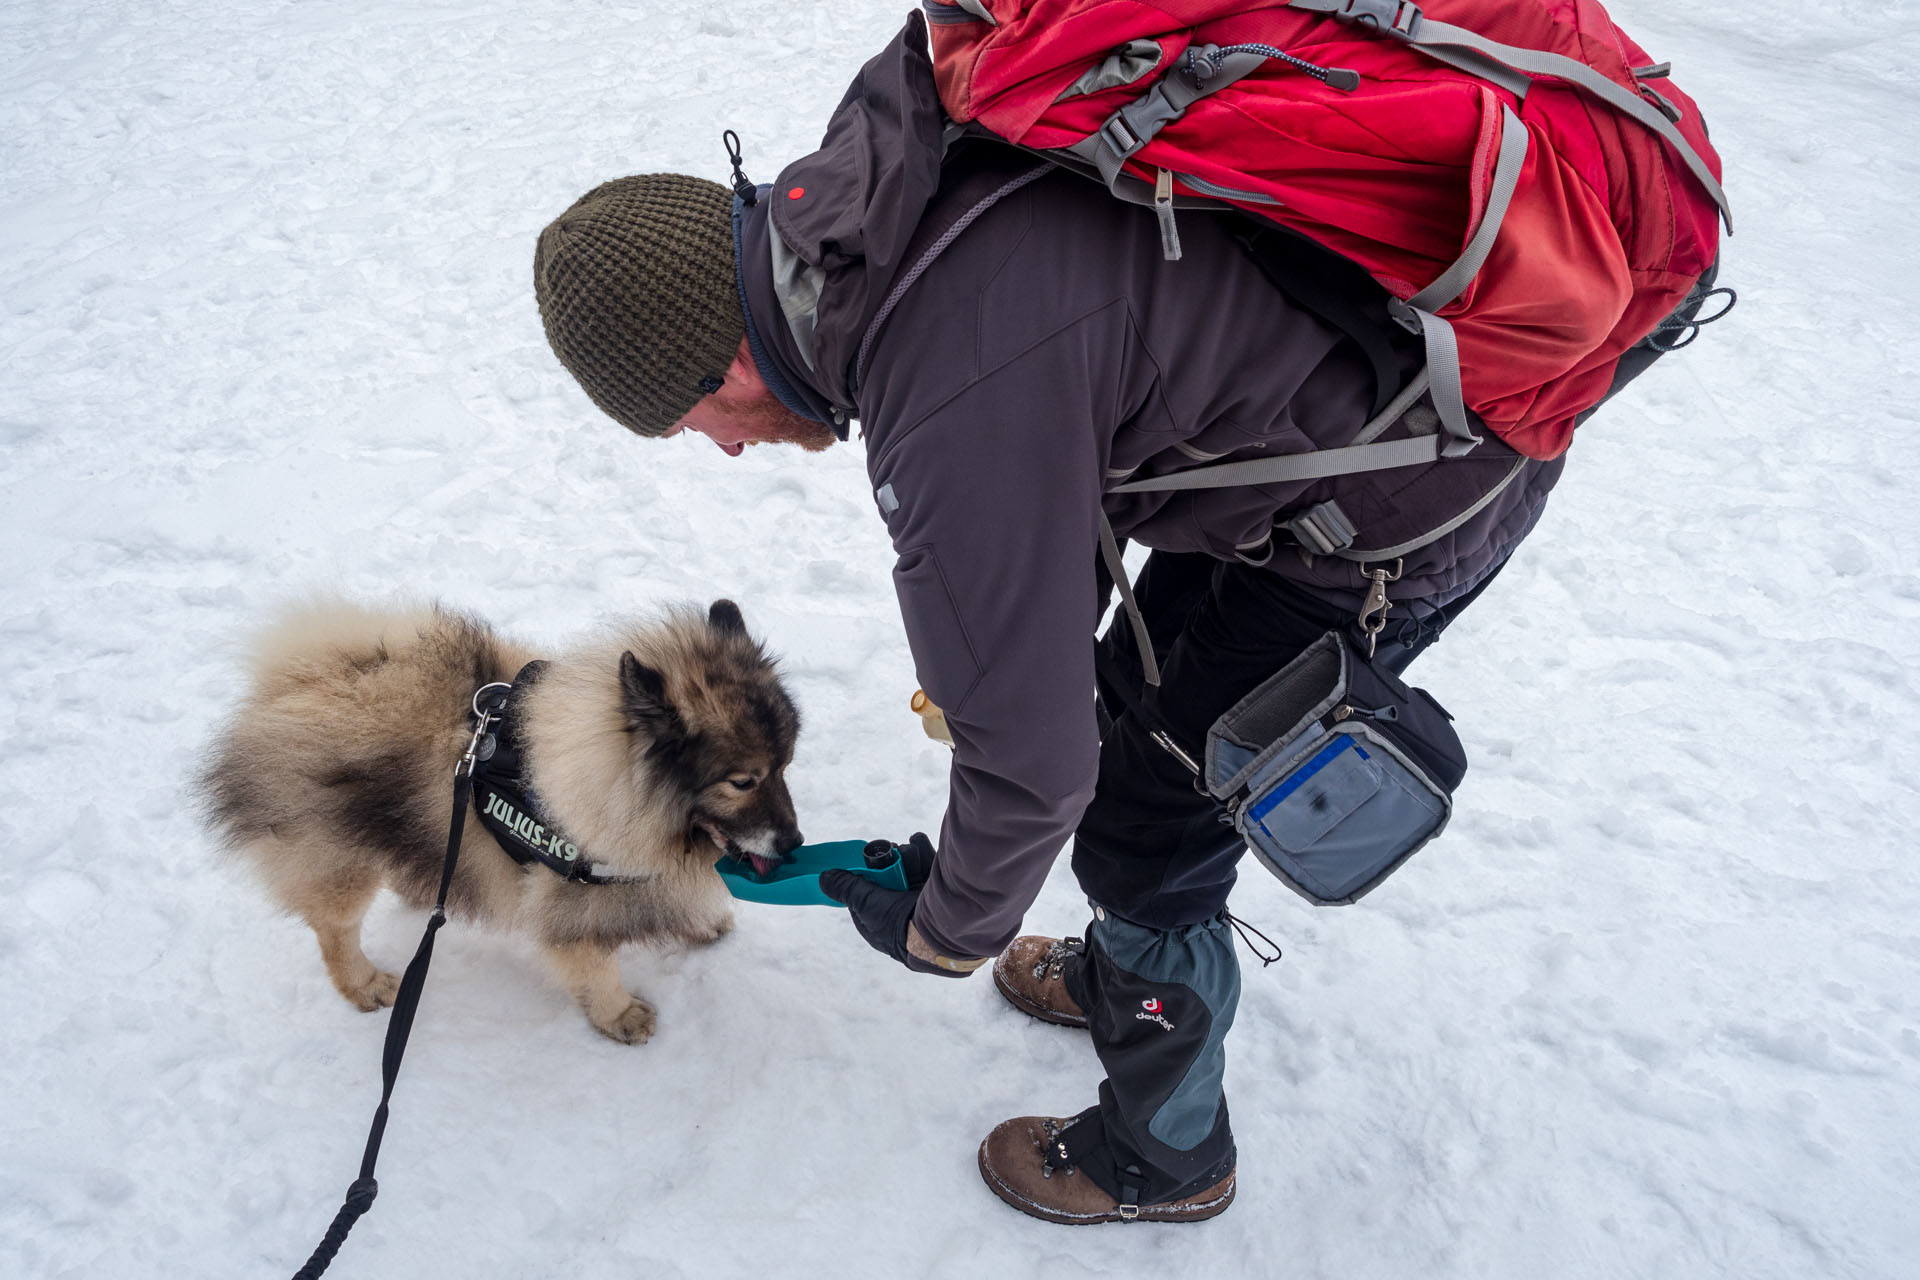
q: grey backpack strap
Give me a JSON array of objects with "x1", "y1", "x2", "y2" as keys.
[
  {"x1": 1110, "y1": 432, "x2": 1449, "y2": 495},
  {"x1": 1061, "y1": 44, "x2": 1329, "y2": 260},
  {"x1": 1102, "y1": 370, "x2": 1482, "y2": 684},
  {"x1": 1065, "y1": 47, "x2": 1272, "y2": 192},
  {"x1": 1100, "y1": 93, "x2": 1516, "y2": 643},
  {"x1": 1099, "y1": 512, "x2": 1162, "y2": 687},
  {"x1": 1287, "y1": 0, "x2": 1731, "y2": 231},
  {"x1": 1381, "y1": 101, "x2": 1527, "y2": 456},
  {"x1": 1413, "y1": 17, "x2": 1731, "y2": 232},
  {"x1": 1102, "y1": 428, "x2": 1451, "y2": 685},
  {"x1": 1111, "y1": 358, "x2": 1440, "y2": 497}
]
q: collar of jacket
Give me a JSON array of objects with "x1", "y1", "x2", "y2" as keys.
[
  {"x1": 743, "y1": 11, "x2": 1068, "y2": 435},
  {"x1": 746, "y1": 11, "x2": 948, "y2": 419},
  {"x1": 734, "y1": 189, "x2": 845, "y2": 434}
]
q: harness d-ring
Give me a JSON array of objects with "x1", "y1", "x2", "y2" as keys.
[{"x1": 470, "y1": 681, "x2": 511, "y2": 719}]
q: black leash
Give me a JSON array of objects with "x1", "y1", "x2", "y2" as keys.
[{"x1": 291, "y1": 681, "x2": 511, "y2": 1280}]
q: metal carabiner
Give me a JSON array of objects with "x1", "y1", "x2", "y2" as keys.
[
  {"x1": 459, "y1": 681, "x2": 513, "y2": 777},
  {"x1": 1356, "y1": 559, "x2": 1403, "y2": 659}
]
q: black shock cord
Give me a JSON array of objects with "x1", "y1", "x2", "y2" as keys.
[
  {"x1": 723, "y1": 129, "x2": 757, "y2": 207},
  {"x1": 1225, "y1": 912, "x2": 1285, "y2": 967},
  {"x1": 1191, "y1": 43, "x2": 1360, "y2": 92},
  {"x1": 1646, "y1": 286, "x2": 1737, "y2": 352}
]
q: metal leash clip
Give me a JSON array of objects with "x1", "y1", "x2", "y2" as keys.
[
  {"x1": 460, "y1": 682, "x2": 512, "y2": 777},
  {"x1": 1356, "y1": 558, "x2": 1403, "y2": 659}
]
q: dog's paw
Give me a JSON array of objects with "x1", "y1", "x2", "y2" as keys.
[
  {"x1": 346, "y1": 969, "x2": 401, "y2": 1012},
  {"x1": 593, "y1": 997, "x2": 658, "y2": 1045}
]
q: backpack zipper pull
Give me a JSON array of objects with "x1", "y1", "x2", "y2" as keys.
[
  {"x1": 1190, "y1": 43, "x2": 1360, "y2": 93},
  {"x1": 1153, "y1": 168, "x2": 1182, "y2": 261}
]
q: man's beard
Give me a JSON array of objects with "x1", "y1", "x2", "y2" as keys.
[{"x1": 737, "y1": 396, "x2": 838, "y2": 453}]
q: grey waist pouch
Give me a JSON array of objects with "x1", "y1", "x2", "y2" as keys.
[{"x1": 1203, "y1": 632, "x2": 1468, "y2": 905}]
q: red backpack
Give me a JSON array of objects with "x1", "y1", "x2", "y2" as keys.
[{"x1": 923, "y1": 0, "x2": 1731, "y2": 462}]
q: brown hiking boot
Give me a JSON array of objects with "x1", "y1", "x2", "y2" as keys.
[
  {"x1": 977, "y1": 1116, "x2": 1237, "y2": 1225},
  {"x1": 992, "y1": 936, "x2": 1089, "y2": 1028}
]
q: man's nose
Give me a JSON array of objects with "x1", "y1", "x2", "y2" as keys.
[{"x1": 716, "y1": 439, "x2": 744, "y2": 457}]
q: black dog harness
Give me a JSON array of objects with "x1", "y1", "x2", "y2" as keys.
[{"x1": 469, "y1": 661, "x2": 649, "y2": 886}]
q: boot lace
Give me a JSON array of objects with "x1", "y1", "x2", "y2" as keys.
[
  {"x1": 1038, "y1": 1118, "x2": 1078, "y2": 1179},
  {"x1": 1031, "y1": 936, "x2": 1082, "y2": 983}
]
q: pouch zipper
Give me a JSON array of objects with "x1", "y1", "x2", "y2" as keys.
[{"x1": 1327, "y1": 700, "x2": 1460, "y2": 791}]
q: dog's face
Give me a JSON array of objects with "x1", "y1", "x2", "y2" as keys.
[{"x1": 620, "y1": 600, "x2": 804, "y2": 873}]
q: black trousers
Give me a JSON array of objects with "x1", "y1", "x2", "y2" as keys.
[{"x1": 1061, "y1": 549, "x2": 1498, "y2": 1202}]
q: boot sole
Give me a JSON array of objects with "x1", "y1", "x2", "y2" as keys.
[
  {"x1": 992, "y1": 967, "x2": 1090, "y2": 1029},
  {"x1": 976, "y1": 1142, "x2": 1236, "y2": 1225}
]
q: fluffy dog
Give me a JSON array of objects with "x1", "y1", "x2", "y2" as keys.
[{"x1": 198, "y1": 597, "x2": 803, "y2": 1043}]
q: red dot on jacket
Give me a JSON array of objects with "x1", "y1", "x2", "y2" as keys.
[{"x1": 788, "y1": 187, "x2": 805, "y2": 200}]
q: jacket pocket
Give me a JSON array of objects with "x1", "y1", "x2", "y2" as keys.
[{"x1": 892, "y1": 544, "x2": 983, "y2": 717}]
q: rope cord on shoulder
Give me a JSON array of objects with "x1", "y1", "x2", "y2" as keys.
[{"x1": 290, "y1": 683, "x2": 508, "y2": 1279}]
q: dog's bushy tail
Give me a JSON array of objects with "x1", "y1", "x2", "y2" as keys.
[
  {"x1": 240, "y1": 597, "x2": 442, "y2": 689},
  {"x1": 197, "y1": 598, "x2": 498, "y2": 858}
]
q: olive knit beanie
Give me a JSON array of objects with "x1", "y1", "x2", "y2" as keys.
[{"x1": 533, "y1": 174, "x2": 744, "y2": 437}]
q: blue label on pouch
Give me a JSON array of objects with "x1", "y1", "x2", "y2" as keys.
[{"x1": 1247, "y1": 736, "x2": 1368, "y2": 828}]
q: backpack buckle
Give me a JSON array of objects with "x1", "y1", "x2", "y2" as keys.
[
  {"x1": 1098, "y1": 114, "x2": 1145, "y2": 161},
  {"x1": 1338, "y1": 0, "x2": 1422, "y2": 37},
  {"x1": 1282, "y1": 501, "x2": 1358, "y2": 556}
]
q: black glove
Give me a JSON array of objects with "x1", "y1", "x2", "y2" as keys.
[{"x1": 820, "y1": 833, "x2": 977, "y2": 978}]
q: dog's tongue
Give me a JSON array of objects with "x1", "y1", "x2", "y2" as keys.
[{"x1": 747, "y1": 853, "x2": 779, "y2": 878}]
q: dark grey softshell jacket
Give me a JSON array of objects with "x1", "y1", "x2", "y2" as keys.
[{"x1": 740, "y1": 17, "x2": 1561, "y2": 961}]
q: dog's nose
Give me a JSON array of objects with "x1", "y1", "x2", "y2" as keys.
[{"x1": 775, "y1": 829, "x2": 803, "y2": 856}]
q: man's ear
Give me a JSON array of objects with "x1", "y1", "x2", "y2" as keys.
[
  {"x1": 724, "y1": 333, "x2": 777, "y2": 400},
  {"x1": 620, "y1": 652, "x2": 684, "y2": 742},
  {"x1": 726, "y1": 334, "x2": 756, "y2": 384}
]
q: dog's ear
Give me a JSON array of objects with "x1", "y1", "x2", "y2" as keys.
[
  {"x1": 708, "y1": 599, "x2": 747, "y2": 636},
  {"x1": 620, "y1": 652, "x2": 684, "y2": 742}
]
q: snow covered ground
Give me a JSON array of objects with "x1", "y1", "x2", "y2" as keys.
[{"x1": 3, "y1": 1, "x2": 1917, "y2": 1276}]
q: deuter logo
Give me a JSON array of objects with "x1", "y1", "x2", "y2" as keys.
[{"x1": 1135, "y1": 996, "x2": 1175, "y2": 1033}]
